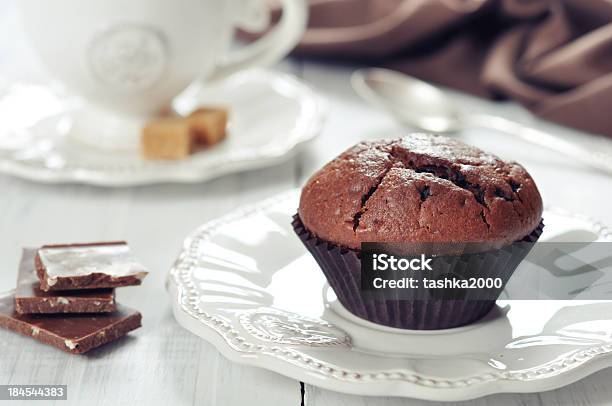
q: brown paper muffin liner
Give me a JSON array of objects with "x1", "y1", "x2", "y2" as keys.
[{"x1": 293, "y1": 214, "x2": 544, "y2": 330}]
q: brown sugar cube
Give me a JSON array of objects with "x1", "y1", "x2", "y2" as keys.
[
  {"x1": 188, "y1": 107, "x2": 228, "y2": 146},
  {"x1": 141, "y1": 117, "x2": 195, "y2": 160}
]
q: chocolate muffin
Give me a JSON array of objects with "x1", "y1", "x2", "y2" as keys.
[{"x1": 294, "y1": 133, "x2": 543, "y2": 329}]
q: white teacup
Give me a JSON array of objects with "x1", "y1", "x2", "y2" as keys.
[{"x1": 18, "y1": 0, "x2": 308, "y2": 150}]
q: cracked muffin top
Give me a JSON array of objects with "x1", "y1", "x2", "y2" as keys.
[{"x1": 298, "y1": 134, "x2": 543, "y2": 250}]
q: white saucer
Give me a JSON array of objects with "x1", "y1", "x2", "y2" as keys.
[
  {"x1": 0, "y1": 70, "x2": 324, "y2": 186},
  {"x1": 167, "y1": 190, "x2": 612, "y2": 401}
]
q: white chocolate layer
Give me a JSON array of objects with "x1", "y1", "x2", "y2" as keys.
[{"x1": 39, "y1": 243, "x2": 148, "y2": 280}]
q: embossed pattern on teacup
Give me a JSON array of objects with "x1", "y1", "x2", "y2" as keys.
[{"x1": 88, "y1": 24, "x2": 168, "y2": 91}]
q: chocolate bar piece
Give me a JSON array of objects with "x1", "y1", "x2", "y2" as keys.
[
  {"x1": 0, "y1": 294, "x2": 141, "y2": 354},
  {"x1": 15, "y1": 249, "x2": 116, "y2": 314},
  {"x1": 35, "y1": 241, "x2": 148, "y2": 291}
]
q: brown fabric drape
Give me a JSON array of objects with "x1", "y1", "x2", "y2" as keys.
[{"x1": 268, "y1": 0, "x2": 612, "y2": 136}]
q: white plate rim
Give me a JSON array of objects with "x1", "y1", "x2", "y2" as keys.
[
  {"x1": 0, "y1": 70, "x2": 326, "y2": 187},
  {"x1": 167, "y1": 191, "x2": 612, "y2": 401}
]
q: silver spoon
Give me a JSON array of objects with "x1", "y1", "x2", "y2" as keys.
[{"x1": 351, "y1": 68, "x2": 612, "y2": 176}]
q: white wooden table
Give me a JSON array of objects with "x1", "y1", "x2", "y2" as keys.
[{"x1": 2, "y1": 2, "x2": 612, "y2": 405}]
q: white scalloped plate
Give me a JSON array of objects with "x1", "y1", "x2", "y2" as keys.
[
  {"x1": 0, "y1": 70, "x2": 324, "y2": 186},
  {"x1": 166, "y1": 190, "x2": 612, "y2": 401}
]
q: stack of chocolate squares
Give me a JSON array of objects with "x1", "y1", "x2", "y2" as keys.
[{"x1": 0, "y1": 242, "x2": 148, "y2": 354}]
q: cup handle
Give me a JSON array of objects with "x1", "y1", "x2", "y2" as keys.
[{"x1": 207, "y1": 0, "x2": 308, "y2": 82}]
